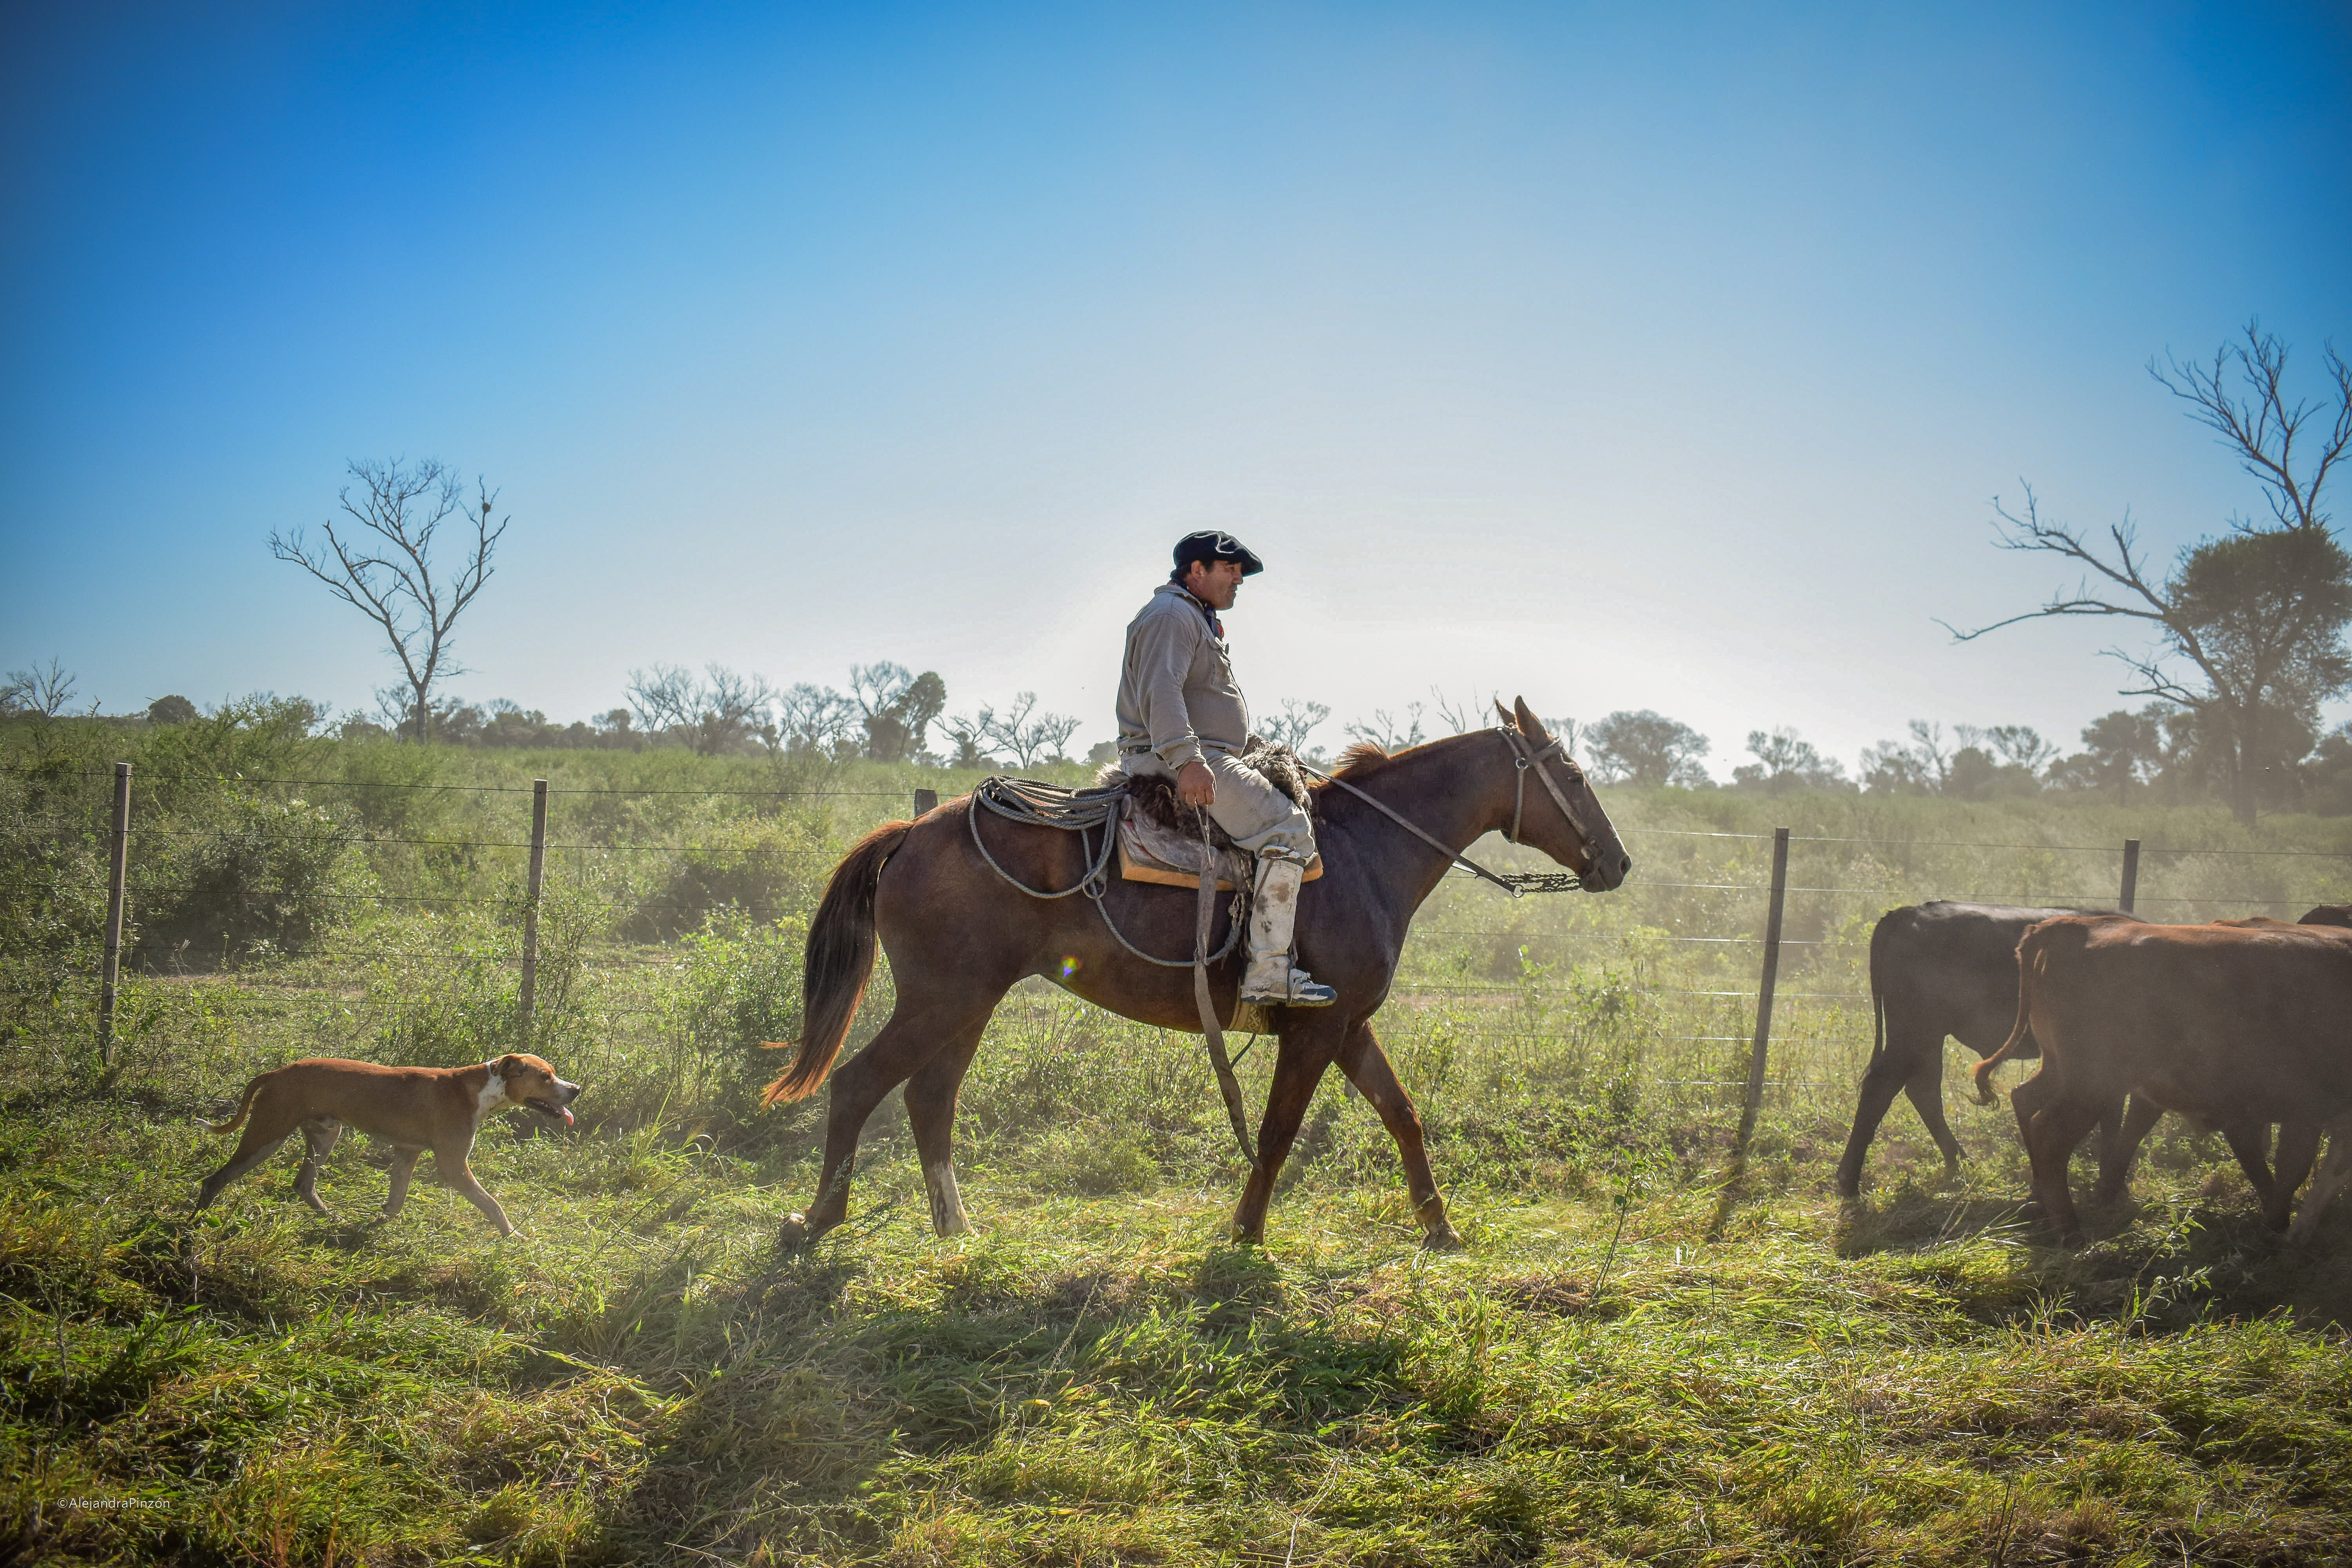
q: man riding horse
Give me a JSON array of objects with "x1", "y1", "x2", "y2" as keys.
[{"x1": 1117, "y1": 530, "x2": 1335, "y2": 1008}]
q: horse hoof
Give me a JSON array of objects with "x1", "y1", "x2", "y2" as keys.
[
  {"x1": 777, "y1": 1213, "x2": 816, "y2": 1252},
  {"x1": 1421, "y1": 1223, "x2": 1466, "y2": 1252}
]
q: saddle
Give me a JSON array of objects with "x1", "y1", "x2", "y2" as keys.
[{"x1": 1098, "y1": 740, "x2": 1323, "y2": 892}]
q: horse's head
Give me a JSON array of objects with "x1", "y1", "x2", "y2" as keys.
[{"x1": 1494, "y1": 697, "x2": 1633, "y2": 892}]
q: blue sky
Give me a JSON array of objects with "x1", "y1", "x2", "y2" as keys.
[{"x1": 4, "y1": 2, "x2": 2348, "y2": 775}]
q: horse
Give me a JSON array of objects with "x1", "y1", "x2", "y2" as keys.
[{"x1": 762, "y1": 698, "x2": 1632, "y2": 1249}]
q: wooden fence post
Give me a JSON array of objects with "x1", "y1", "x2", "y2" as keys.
[
  {"x1": 516, "y1": 779, "x2": 548, "y2": 1046},
  {"x1": 2118, "y1": 838, "x2": 2140, "y2": 914},
  {"x1": 1733, "y1": 826, "x2": 1791, "y2": 1159},
  {"x1": 97, "y1": 761, "x2": 131, "y2": 1073},
  {"x1": 913, "y1": 788, "x2": 939, "y2": 818}
]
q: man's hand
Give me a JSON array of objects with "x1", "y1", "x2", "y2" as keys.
[{"x1": 1177, "y1": 759, "x2": 1216, "y2": 807}]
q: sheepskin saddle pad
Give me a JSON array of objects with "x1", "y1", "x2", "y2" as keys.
[{"x1": 1095, "y1": 740, "x2": 1321, "y2": 891}]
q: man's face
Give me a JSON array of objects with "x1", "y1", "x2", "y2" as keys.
[{"x1": 1185, "y1": 558, "x2": 1247, "y2": 610}]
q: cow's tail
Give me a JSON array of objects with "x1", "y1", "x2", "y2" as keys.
[
  {"x1": 206, "y1": 1074, "x2": 267, "y2": 1134},
  {"x1": 760, "y1": 820, "x2": 913, "y2": 1106},
  {"x1": 1867, "y1": 915, "x2": 1892, "y2": 1064},
  {"x1": 1972, "y1": 927, "x2": 2050, "y2": 1105}
]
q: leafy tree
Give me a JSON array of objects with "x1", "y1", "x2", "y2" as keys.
[
  {"x1": 1584, "y1": 710, "x2": 1711, "y2": 787},
  {"x1": 145, "y1": 694, "x2": 199, "y2": 726},
  {"x1": 2058, "y1": 706, "x2": 2168, "y2": 803},
  {"x1": 849, "y1": 662, "x2": 948, "y2": 762},
  {"x1": 1732, "y1": 728, "x2": 1850, "y2": 795},
  {"x1": 270, "y1": 459, "x2": 508, "y2": 743},
  {"x1": 1949, "y1": 325, "x2": 2352, "y2": 824}
]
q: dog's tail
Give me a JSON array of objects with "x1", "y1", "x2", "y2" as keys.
[
  {"x1": 761, "y1": 820, "x2": 913, "y2": 1106},
  {"x1": 206, "y1": 1074, "x2": 267, "y2": 1134}
]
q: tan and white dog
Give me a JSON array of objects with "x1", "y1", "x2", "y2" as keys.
[{"x1": 195, "y1": 1053, "x2": 581, "y2": 1235}]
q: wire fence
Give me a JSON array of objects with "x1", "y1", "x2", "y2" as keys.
[{"x1": 16, "y1": 763, "x2": 2352, "y2": 1120}]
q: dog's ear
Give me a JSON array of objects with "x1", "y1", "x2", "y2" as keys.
[{"x1": 492, "y1": 1053, "x2": 523, "y2": 1076}]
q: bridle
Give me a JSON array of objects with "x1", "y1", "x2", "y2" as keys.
[{"x1": 1299, "y1": 726, "x2": 1601, "y2": 897}]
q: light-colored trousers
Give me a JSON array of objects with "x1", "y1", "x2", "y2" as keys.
[{"x1": 1123, "y1": 749, "x2": 1318, "y2": 860}]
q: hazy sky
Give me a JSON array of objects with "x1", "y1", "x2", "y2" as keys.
[{"x1": 5, "y1": 2, "x2": 2348, "y2": 777}]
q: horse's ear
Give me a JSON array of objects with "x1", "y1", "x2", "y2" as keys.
[
  {"x1": 1513, "y1": 697, "x2": 1549, "y2": 743},
  {"x1": 1494, "y1": 699, "x2": 1517, "y2": 731}
]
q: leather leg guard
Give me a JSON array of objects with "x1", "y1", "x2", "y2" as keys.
[{"x1": 1240, "y1": 853, "x2": 1337, "y2": 1007}]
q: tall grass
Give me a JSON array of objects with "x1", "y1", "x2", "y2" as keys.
[{"x1": 5, "y1": 730, "x2": 2352, "y2": 1562}]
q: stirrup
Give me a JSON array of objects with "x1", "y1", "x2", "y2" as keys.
[{"x1": 1241, "y1": 963, "x2": 1337, "y2": 1008}]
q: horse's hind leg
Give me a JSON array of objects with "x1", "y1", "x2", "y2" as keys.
[
  {"x1": 789, "y1": 994, "x2": 1001, "y2": 1243},
  {"x1": 1336, "y1": 1020, "x2": 1460, "y2": 1249},
  {"x1": 906, "y1": 1019, "x2": 991, "y2": 1238}
]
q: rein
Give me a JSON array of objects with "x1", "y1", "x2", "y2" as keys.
[{"x1": 1297, "y1": 727, "x2": 1590, "y2": 897}]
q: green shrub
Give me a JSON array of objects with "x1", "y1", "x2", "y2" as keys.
[{"x1": 132, "y1": 792, "x2": 372, "y2": 969}]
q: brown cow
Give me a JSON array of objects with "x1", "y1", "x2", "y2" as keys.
[{"x1": 1973, "y1": 917, "x2": 2352, "y2": 1244}]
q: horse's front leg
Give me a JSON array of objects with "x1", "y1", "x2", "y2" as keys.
[
  {"x1": 1229, "y1": 1016, "x2": 1349, "y2": 1245},
  {"x1": 1336, "y1": 1019, "x2": 1461, "y2": 1249}
]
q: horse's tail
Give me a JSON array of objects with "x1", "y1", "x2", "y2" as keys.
[
  {"x1": 760, "y1": 820, "x2": 912, "y2": 1106},
  {"x1": 1972, "y1": 926, "x2": 2051, "y2": 1106},
  {"x1": 207, "y1": 1073, "x2": 268, "y2": 1134}
]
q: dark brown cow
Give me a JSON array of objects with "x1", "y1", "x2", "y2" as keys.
[
  {"x1": 1836, "y1": 901, "x2": 2130, "y2": 1198},
  {"x1": 1973, "y1": 917, "x2": 2352, "y2": 1243}
]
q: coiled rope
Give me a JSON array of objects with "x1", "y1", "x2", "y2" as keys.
[{"x1": 968, "y1": 775, "x2": 1245, "y2": 967}]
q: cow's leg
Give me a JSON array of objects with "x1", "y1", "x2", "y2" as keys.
[
  {"x1": 2221, "y1": 1123, "x2": 2285, "y2": 1224},
  {"x1": 1903, "y1": 1054, "x2": 1965, "y2": 1176},
  {"x1": 290, "y1": 1119, "x2": 343, "y2": 1216},
  {"x1": 904, "y1": 1019, "x2": 991, "y2": 1238},
  {"x1": 2091, "y1": 1094, "x2": 2164, "y2": 1205},
  {"x1": 2024, "y1": 1095, "x2": 2108, "y2": 1243},
  {"x1": 2285, "y1": 1120, "x2": 2352, "y2": 1246},
  {"x1": 1336, "y1": 1018, "x2": 1458, "y2": 1249},
  {"x1": 1229, "y1": 1015, "x2": 1349, "y2": 1246},
  {"x1": 2258, "y1": 1121, "x2": 2324, "y2": 1232},
  {"x1": 1835, "y1": 1029, "x2": 1936, "y2": 1198},
  {"x1": 786, "y1": 991, "x2": 1003, "y2": 1245}
]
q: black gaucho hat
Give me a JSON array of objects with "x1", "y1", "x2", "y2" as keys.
[{"x1": 1172, "y1": 530, "x2": 1265, "y2": 576}]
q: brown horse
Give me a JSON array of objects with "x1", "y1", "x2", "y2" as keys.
[{"x1": 762, "y1": 699, "x2": 1631, "y2": 1249}]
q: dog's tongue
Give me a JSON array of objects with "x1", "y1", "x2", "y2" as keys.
[{"x1": 561, "y1": 1105, "x2": 575, "y2": 1126}]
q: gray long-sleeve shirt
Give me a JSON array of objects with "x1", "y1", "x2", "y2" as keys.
[{"x1": 1116, "y1": 581, "x2": 1252, "y2": 769}]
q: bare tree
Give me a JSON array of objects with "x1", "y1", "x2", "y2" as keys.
[
  {"x1": 2156, "y1": 324, "x2": 2352, "y2": 532},
  {"x1": 1976, "y1": 724, "x2": 2058, "y2": 774},
  {"x1": 625, "y1": 662, "x2": 778, "y2": 755},
  {"x1": 270, "y1": 459, "x2": 507, "y2": 742},
  {"x1": 976, "y1": 691, "x2": 1082, "y2": 768},
  {"x1": 1946, "y1": 327, "x2": 2352, "y2": 824},
  {"x1": 0, "y1": 657, "x2": 78, "y2": 719},
  {"x1": 1259, "y1": 697, "x2": 1331, "y2": 756},
  {"x1": 775, "y1": 681, "x2": 860, "y2": 757},
  {"x1": 1345, "y1": 702, "x2": 1426, "y2": 751}
]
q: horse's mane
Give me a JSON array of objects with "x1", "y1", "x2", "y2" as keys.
[{"x1": 1330, "y1": 741, "x2": 1392, "y2": 779}]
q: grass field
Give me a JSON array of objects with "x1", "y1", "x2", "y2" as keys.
[{"x1": 6, "y1": 730, "x2": 2352, "y2": 1564}]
